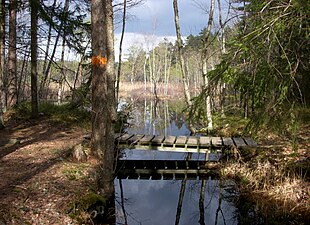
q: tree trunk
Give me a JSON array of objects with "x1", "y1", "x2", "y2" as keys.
[
  {"x1": 30, "y1": 0, "x2": 39, "y2": 118},
  {"x1": 41, "y1": 0, "x2": 57, "y2": 98},
  {"x1": 7, "y1": 0, "x2": 17, "y2": 107},
  {"x1": 173, "y1": 0, "x2": 191, "y2": 106},
  {"x1": 91, "y1": 0, "x2": 116, "y2": 212},
  {"x1": 173, "y1": 0, "x2": 196, "y2": 134},
  {"x1": 116, "y1": 0, "x2": 127, "y2": 105},
  {"x1": 202, "y1": 0, "x2": 215, "y2": 131},
  {"x1": 0, "y1": 0, "x2": 5, "y2": 129}
]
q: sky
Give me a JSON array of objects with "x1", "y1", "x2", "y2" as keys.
[{"x1": 114, "y1": 0, "x2": 220, "y2": 59}]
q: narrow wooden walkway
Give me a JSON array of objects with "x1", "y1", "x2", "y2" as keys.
[{"x1": 115, "y1": 133, "x2": 257, "y2": 153}]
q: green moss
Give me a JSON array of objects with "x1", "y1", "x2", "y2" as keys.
[{"x1": 67, "y1": 192, "x2": 106, "y2": 223}]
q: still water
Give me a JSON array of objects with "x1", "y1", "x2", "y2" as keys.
[{"x1": 115, "y1": 98, "x2": 239, "y2": 225}]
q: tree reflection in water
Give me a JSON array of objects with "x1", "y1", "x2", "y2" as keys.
[{"x1": 114, "y1": 98, "x2": 237, "y2": 225}]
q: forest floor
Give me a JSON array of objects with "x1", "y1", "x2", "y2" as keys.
[{"x1": 0, "y1": 116, "x2": 97, "y2": 224}]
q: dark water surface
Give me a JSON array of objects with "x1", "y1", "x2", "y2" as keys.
[{"x1": 115, "y1": 98, "x2": 238, "y2": 225}]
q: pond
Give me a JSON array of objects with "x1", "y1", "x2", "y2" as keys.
[{"x1": 114, "y1": 98, "x2": 252, "y2": 225}]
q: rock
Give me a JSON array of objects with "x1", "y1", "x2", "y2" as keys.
[{"x1": 72, "y1": 143, "x2": 87, "y2": 162}]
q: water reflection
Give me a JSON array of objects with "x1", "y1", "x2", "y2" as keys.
[
  {"x1": 115, "y1": 179, "x2": 237, "y2": 225},
  {"x1": 115, "y1": 98, "x2": 237, "y2": 225},
  {"x1": 123, "y1": 98, "x2": 191, "y2": 136}
]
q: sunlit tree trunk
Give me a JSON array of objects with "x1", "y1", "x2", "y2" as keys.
[
  {"x1": 173, "y1": 0, "x2": 196, "y2": 134},
  {"x1": 202, "y1": 0, "x2": 215, "y2": 131},
  {"x1": 7, "y1": 0, "x2": 17, "y2": 107},
  {"x1": 91, "y1": 0, "x2": 116, "y2": 212},
  {"x1": 173, "y1": 0, "x2": 191, "y2": 106},
  {"x1": 0, "y1": 0, "x2": 5, "y2": 129}
]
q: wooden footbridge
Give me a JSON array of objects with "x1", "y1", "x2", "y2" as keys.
[
  {"x1": 114, "y1": 133, "x2": 258, "y2": 180},
  {"x1": 115, "y1": 133, "x2": 257, "y2": 153}
]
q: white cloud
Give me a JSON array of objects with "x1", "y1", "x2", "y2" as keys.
[{"x1": 114, "y1": 32, "x2": 177, "y2": 61}]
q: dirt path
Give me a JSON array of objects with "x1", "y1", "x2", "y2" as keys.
[{"x1": 0, "y1": 118, "x2": 94, "y2": 224}]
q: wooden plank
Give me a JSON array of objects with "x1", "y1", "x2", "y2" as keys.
[
  {"x1": 233, "y1": 137, "x2": 247, "y2": 147},
  {"x1": 139, "y1": 135, "x2": 155, "y2": 145},
  {"x1": 127, "y1": 134, "x2": 144, "y2": 144},
  {"x1": 199, "y1": 136, "x2": 211, "y2": 147},
  {"x1": 175, "y1": 136, "x2": 187, "y2": 146},
  {"x1": 211, "y1": 137, "x2": 223, "y2": 146},
  {"x1": 222, "y1": 137, "x2": 234, "y2": 147},
  {"x1": 163, "y1": 136, "x2": 176, "y2": 146},
  {"x1": 117, "y1": 134, "x2": 134, "y2": 143},
  {"x1": 243, "y1": 137, "x2": 258, "y2": 147},
  {"x1": 151, "y1": 136, "x2": 165, "y2": 145},
  {"x1": 187, "y1": 136, "x2": 198, "y2": 147}
]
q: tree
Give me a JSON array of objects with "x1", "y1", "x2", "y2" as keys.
[
  {"x1": 173, "y1": 0, "x2": 196, "y2": 134},
  {"x1": 7, "y1": 0, "x2": 17, "y2": 107},
  {"x1": 30, "y1": 0, "x2": 39, "y2": 118},
  {"x1": 201, "y1": 0, "x2": 215, "y2": 131},
  {"x1": 208, "y1": 0, "x2": 310, "y2": 132},
  {"x1": 115, "y1": 0, "x2": 127, "y2": 104},
  {"x1": 0, "y1": 0, "x2": 5, "y2": 129},
  {"x1": 91, "y1": 0, "x2": 116, "y2": 209}
]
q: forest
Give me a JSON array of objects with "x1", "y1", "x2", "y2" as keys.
[{"x1": 0, "y1": 0, "x2": 309, "y2": 224}]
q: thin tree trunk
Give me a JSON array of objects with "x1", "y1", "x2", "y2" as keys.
[
  {"x1": 41, "y1": 0, "x2": 57, "y2": 97},
  {"x1": 173, "y1": 0, "x2": 191, "y2": 106},
  {"x1": 91, "y1": 0, "x2": 116, "y2": 220},
  {"x1": 73, "y1": 39, "x2": 90, "y2": 90},
  {"x1": 116, "y1": 0, "x2": 127, "y2": 105},
  {"x1": 41, "y1": 0, "x2": 69, "y2": 99},
  {"x1": 18, "y1": 50, "x2": 30, "y2": 103},
  {"x1": 202, "y1": 0, "x2": 215, "y2": 131},
  {"x1": 58, "y1": 0, "x2": 69, "y2": 105},
  {"x1": 30, "y1": 0, "x2": 38, "y2": 117},
  {"x1": 7, "y1": 0, "x2": 17, "y2": 107},
  {"x1": 0, "y1": 0, "x2": 5, "y2": 129},
  {"x1": 173, "y1": 0, "x2": 195, "y2": 134}
]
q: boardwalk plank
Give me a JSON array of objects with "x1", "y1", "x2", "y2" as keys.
[
  {"x1": 222, "y1": 137, "x2": 234, "y2": 147},
  {"x1": 163, "y1": 136, "x2": 176, "y2": 146},
  {"x1": 117, "y1": 134, "x2": 134, "y2": 143},
  {"x1": 233, "y1": 137, "x2": 247, "y2": 147},
  {"x1": 151, "y1": 136, "x2": 165, "y2": 145},
  {"x1": 199, "y1": 136, "x2": 211, "y2": 147},
  {"x1": 187, "y1": 136, "x2": 198, "y2": 147},
  {"x1": 127, "y1": 134, "x2": 145, "y2": 144},
  {"x1": 243, "y1": 137, "x2": 258, "y2": 147},
  {"x1": 211, "y1": 137, "x2": 223, "y2": 146},
  {"x1": 139, "y1": 135, "x2": 155, "y2": 145},
  {"x1": 175, "y1": 136, "x2": 187, "y2": 146}
]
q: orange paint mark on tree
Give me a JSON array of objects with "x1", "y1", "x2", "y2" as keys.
[{"x1": 92, "y1": 56, "x2": 107, "y2": 66}]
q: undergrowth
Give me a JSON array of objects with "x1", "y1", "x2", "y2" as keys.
[{"x1": 12, "y1": 101, "x2": 91, "y2": 128}]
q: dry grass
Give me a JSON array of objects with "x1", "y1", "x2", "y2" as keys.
[
  {"x1": 222, "y1": 153, "x2": 309, "y2": 221},
  {"x1": 118, "y1": 82, "x2": 196, "y2": 100}
]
